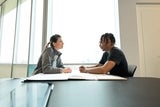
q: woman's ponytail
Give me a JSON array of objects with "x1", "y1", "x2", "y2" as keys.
[{"x1": 43, "y1": 42, "x2": 50, "y2": 51}]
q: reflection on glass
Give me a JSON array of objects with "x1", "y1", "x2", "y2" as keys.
[{"x1": 0, "y1": 83, "x2": 51, "y2": 107}]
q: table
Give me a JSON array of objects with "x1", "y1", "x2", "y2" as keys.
[
  {"x1": 48, "y1": 77, "x2": 160, "y2": 107},
  {"x1": 0, "y1": 77, "x2": 160, "y2": 107}
]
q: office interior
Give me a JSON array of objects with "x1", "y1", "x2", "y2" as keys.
[{"x1": 0, "y1": 0, "x2": 160, "y2": 78}]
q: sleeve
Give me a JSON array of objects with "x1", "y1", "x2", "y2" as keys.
[
  {"x1": 57, "y1": 55, "x2": 65, "y2": 68},
  {"x1": 41, "y1": 49, "x2": 62, "y2": 74},
  {"x1": 99, "y1": 52, "x2": 109, "y2": 65},
  {"x1": 108, "y1": 49, "x2": 122, "y2": 65}
]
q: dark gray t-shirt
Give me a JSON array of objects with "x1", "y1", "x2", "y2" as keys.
[{"x1": 99, "y1": 47, "x2": 129, "y2": 77}]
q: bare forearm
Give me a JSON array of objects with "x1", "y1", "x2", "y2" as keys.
[
  {"x1": 86, "y1": 64, "x2": 102, "y2": 68},
  {"x1": 86, "y1": 67, "x2": 107, "y2": 74}
]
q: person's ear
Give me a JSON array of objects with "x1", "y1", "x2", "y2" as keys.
[{"x1": 52, "y1": 42, "x2": 56, "y2": 47}]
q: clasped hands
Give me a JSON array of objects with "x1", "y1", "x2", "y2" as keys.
[
  {"x1": 79, "y1": 66, "x2": 87, "y2": 73},
  {"x1": 62, "y1": 66, "x2": 88, "y2": 73}
]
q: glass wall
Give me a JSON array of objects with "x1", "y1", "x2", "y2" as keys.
[
  {"x1": 0, "y1": 0, "x2": 43, "y2": 77},
  {"x1": 28, "y1": 0, "x2": 43, "y2": 76},
  {"x1": 12, "y1": 0, "x2": 31, "y2": 77},
  {"x1": 0, "y1": 0, "x2": 119, "y2": 77},
  {"x1": 0, "y1": 0, "x2": 17, "y2": 77},
  {"x1": 48, "y1": 0, "x2": 120, "y2": 64}
]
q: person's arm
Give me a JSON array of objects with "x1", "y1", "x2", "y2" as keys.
[
  {"x1": 61, "y1": 67, "x2": 72, "y2": 73},
  {"x1": 56, "y1": 55, "x2": 72, "y2": 73},
  {"x1": 79, "y1": 52, "x2": 109, "y2": 73},
  {"x1": 79, "y1": 63, "x2": 102, "y2": 72},
  {"x1": 87, "y1": 63, "x2": 103, "y2": 68},
  {"x1": 80, "y1": 61, "x2": 116, "y2": 74}
]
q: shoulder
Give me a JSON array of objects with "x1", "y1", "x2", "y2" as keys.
[
  {"x1": 42, "y1": 47, "x2": 55, "y2": 55},
  {"x1": 110, "y1": 47, "x2": 125, "y2": 57},
  {"x1": 44, "y1": 47, "x2": 62, "y2": 56},
  {"x1": 45, "y1": 47, "x2": 55, "y2": 52},
  {"x1": 111, "y1": 47, "x2": 123, "y2": 53}
]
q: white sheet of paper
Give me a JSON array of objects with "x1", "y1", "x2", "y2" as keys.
[
  {"x1": 26, "y1": 73, "x2": 69, "y2": 80},
  {"x1": 25, "y1": 71, "x2": 127, "y2": 81}
]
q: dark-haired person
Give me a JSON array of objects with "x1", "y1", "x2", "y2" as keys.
[
  {"x1": 79, "y1": 33, "x2": 129, "y2": 77},
  {"x1": 32, "y1": 34, "x2": 72, "y2": 75}
]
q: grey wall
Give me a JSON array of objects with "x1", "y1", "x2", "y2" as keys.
[
  {"x1": 118, "y1": 0, "x2": 140, "y2": 76},
  {"x1": 118, "y1": 0, "x2": 160, "y2": 76}
]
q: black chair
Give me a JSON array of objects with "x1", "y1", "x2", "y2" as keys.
[{"x1": 128, "y1": 64, "x2": 137, "y2": 77}]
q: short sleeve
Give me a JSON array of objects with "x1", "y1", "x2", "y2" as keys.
[{"x1": 99, "y1": 52, "x2": 109, "y2": 65}]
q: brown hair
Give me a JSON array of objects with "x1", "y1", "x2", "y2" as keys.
[{"x1": 45, "y1": 34, "x2": 61, "y2": 49}]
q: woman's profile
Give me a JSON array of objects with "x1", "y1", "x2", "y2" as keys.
[{"x1": 32, "y1": 34, "x2": 72, "y2": 75}]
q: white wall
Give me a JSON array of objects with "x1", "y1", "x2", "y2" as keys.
[
  {"x1": 118, "y1": 0, "x2": 160, "y2": 77},
  {"x1": 118, "y1": 0, "x2": 140, "y2": 76}
]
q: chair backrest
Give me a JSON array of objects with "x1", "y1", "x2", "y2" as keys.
[{"x1": 128, "y1": 64, "x2": 137, "y2": 77}]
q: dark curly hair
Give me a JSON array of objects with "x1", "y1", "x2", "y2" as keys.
[{"x1": 100, "y1": 33, "x2": 115, "y2": 45}]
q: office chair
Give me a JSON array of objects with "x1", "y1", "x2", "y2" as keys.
[{"x1": 128, "y1": 64, "x2": 137, "y2": 77}]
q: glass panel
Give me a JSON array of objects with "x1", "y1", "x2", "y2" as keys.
[
  {"x1": 28, "y1": 0, "x2": 43, "y2": 76},
  {"x1": 48, "y1": 0, "x2": 120, "y2": 64},
  {"x1": 0, "y1": 82, "x2": 51, "y2": 107},
  {"x1": 0, "y1": 0, "x2": 17, "y2": 78},
  {"x1": 12, "y1": 0, "x2": 31, "y2": 78}
]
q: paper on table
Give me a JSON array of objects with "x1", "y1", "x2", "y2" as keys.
[
  {"x1": 25, "y1": 73, "x2": 69, "y2": 81},
  {"x1": 25, "y1": 72, "x2": 127, "y2": 81},
  {"x1": 94, "y1": 74, "x2": 127, "y2": 80},
  {"x1": 68, "y1": 73, "x2": 98, "y2": 80},
  {"x1": 68, "y1": 71, "x2": 127, "y2": 80}
]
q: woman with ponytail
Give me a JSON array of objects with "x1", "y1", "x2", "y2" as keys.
[{"x1": 32, "y1": 34, "x2": 72, "y2": 75}]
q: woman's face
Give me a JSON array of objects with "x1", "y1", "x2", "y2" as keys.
[{"x1": 53, "y1": 37, "x2": 64, "y2": 50}]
